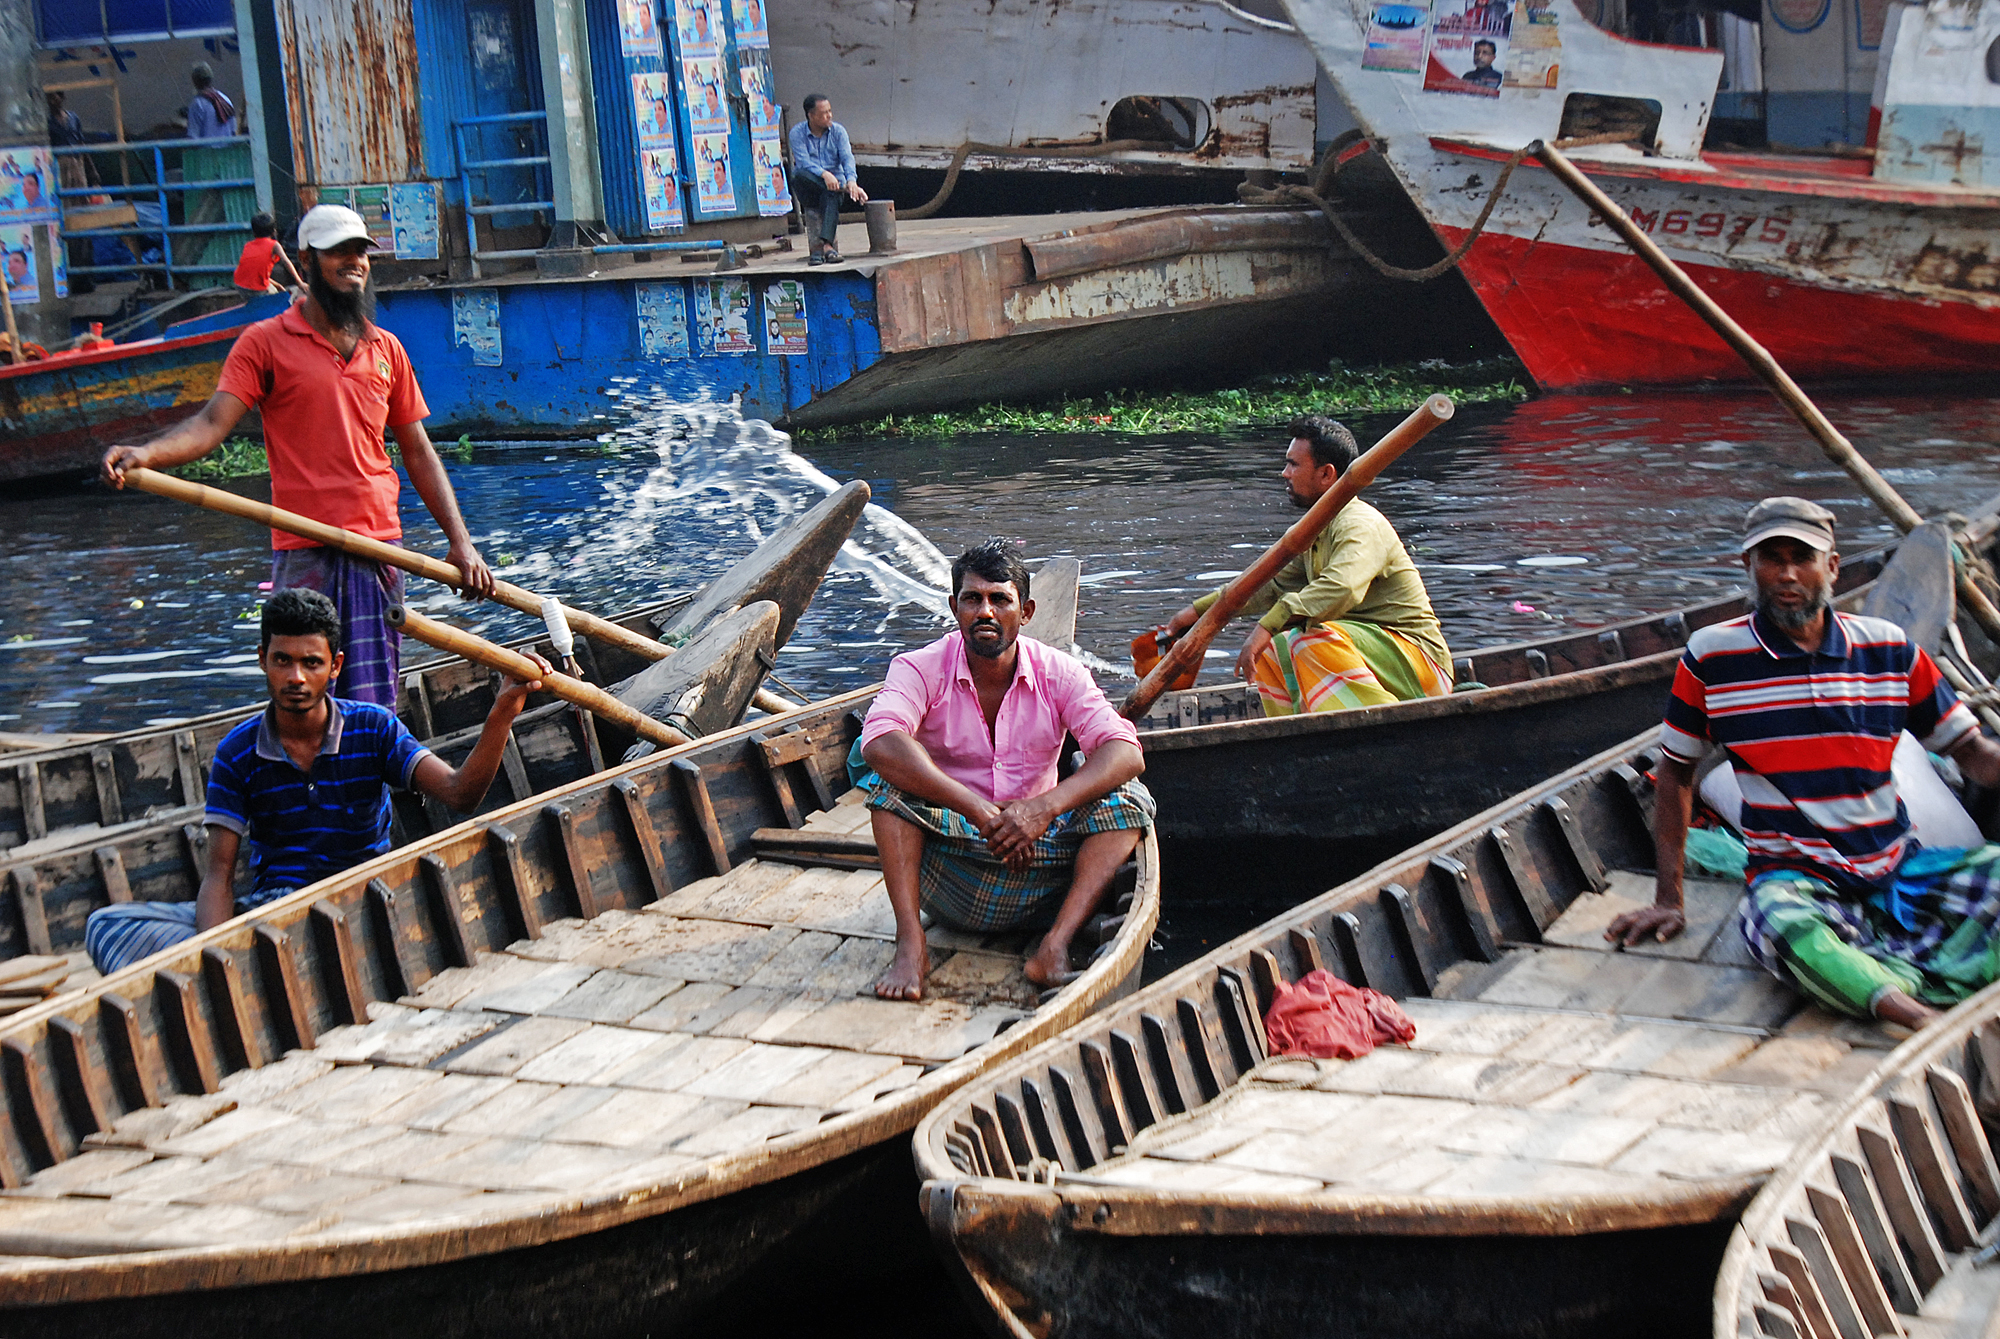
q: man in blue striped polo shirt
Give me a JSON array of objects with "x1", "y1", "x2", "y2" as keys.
[
  {"x1": 1611, "y1": 497, "x2": 2000, "y2": 1029},
  {"x1": 84, "y1": 588, "x2": 549, "y2": 975}
]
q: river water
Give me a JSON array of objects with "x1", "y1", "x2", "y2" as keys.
[{"x1": 3, "y1": 389, "x2": 1999, "y2": 1332}]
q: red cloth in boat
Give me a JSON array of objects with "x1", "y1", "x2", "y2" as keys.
[{"x1": 1263, "y1": 969, "x2": 1415, "y2": 1060}]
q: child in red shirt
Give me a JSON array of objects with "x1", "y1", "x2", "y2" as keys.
[{"x1": 233, "y1": 212, "x2": 304, "y2": 295}]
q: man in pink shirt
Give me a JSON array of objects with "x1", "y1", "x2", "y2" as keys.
[{"x1": 861, "y1": 541, "x2": 1152, "y2": 1000}]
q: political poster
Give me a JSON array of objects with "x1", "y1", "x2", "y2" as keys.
[
  {"x1": 313, "y1": 184, "x2": 394, "y2": 250},
  {"x1": 730, "y1": 0, "x2": 769, "y2": 47},
  {"x1": 693, "y1": 133, "x2": 735, "y2": 214},
  {"x1": 1503, "y1": 0, "x2": 1561, "y2": 87},
  {"x1": 763, "y1": 279, "x2": 808, "y2": 355},
  {"x1": 751, "y1": 133, "x2": 791, "y2": 216},
  {"x1": 695, "y1": 276, "x2": 754, "y2": 354},
  {"x1": 632, "y1": 72, "x2": 679, "y2": 149},
  {"x1": 43, "y1": 224, "x2": 66, "y2": 300},
  {"x1": 0, "y1": 149, "x2": 58, "y2": 224},
  {"x1": 673, "y1": 0, "x2": 722, "y2": 56},
  {"x1": 1362, "y1": 1, "x2": 1432, "y2": 72},
  {"x1": 619, "y1": 0, "x2": 663, "y2": 56},
  {"x1": 389, "y1": 182, "x2": 439, "y2": 260},
  {"x1": 683, "y1": 57, "x2": 729, "y2": 133},
  {"x1": 739, "y1": 49, "x2": 779, "y2": 132},
  {"x1": 2, "y1": 224, "x2": 38, "y2": 304},
  {"x1": 1423, "y1": 0, "x2": 1511, "y2": 96},
  {"x1": 636, "y1": 282, "x2": 691, "y2": 358},
  {"x1": 641, "y1": 147, "x2": 685, "y2": 231},
  {"x1": 452, "y1": 288, "x2": 503, "y2": 366}
]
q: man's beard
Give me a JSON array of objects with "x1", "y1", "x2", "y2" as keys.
[
  {"x1": 1757, "y1": 580, "x2": 1832, "y2": 633},
  {"x1": 309, "y1": 260, "x2": 375, "y2": 333},
  {"x1": 965, "y1": 620, "x2": 1015, "y2": 659},
  {"x1": 1287, "y1": 484, "x2": 1311, "y2": 510}
]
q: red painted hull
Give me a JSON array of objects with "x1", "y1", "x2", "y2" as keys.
[{"x1": 1437, "y1": 226, "x2": 2000, "y2": 389}]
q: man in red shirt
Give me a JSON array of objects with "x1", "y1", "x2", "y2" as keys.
[{"x1": 102, "y1": 204, "x2": 495, "y2": 706}]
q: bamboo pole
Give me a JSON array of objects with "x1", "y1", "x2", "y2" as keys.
[
  {"x1": 1530, "y1": 140, "x2": 2000, "y2": 648},
  {"x1": 1119, "y1": 394, "x2": 1457, "y2": 720},
  {"x1": 123, "y1": 465, "x2": 800, "y2": 713},
  {"x1": 388, "y1": 606, "x2": 690, "y2": 749}
]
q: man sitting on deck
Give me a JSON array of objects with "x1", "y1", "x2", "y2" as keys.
[
  {"x1": 862, "y1": 541, "x2": 1153, "y2": 1000},
  {"x1": 83, "y1": 589, "x2": 550, "y2": 975},
  {"x1": 1608, "y1": 497, "x2": 2000, "y2": 1029},
  {"x1": 1158, "y1": 415, "x2": 1453, "y2": 715}
]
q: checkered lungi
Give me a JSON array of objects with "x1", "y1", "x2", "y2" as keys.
[
  {"x1": 861, "y1": 776, "x2": 1154, "y2": 932},
  {"x1": 270, "y1": 546, "x2": 405, "y2": 708},
  {"x1": 1740, "y1": 845, "x2": 2000, "y2": 1017}
]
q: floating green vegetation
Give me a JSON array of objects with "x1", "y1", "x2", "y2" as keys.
[
  {"x1": 165, "y1": 438, "x2": 268, "y2": 480},
  {"x1": 793, "y1": 358, "x2": 1531, "y2": 442}
]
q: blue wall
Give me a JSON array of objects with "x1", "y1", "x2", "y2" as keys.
[{"x1": 375, "y1": 270, "x2": 880, "y2": 432}]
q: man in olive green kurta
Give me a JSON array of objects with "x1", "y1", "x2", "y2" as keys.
[{"x1": 1159, "y1": 416, "x2": 1452, "y2": 713}]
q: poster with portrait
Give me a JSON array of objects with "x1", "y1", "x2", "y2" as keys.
[
  {"x1": 694, "y1": 276, "x2": 754, "y2": 354},
  {"x1": 43, "y1": 224, "x2": 66, "y2": 300},
  {"x1": 1423, "y1": 0, "x2": 1511, "y2": 96},
  {"x1": 640, "y1": 147, "x2": 685, "y2": 231},
  {"x1": 389, "y1": 182, "x2": 439, "y2": 260},
  {"x1": 1503, "y1": 0, "x2": 1560, "y2": 86},
  {"x1": 0, "y1": 148, "x2": 59, "y2": 224},
  {"x1": 738, "y1": 49, "x2": 779, "y2": 132},
  {"x1": 683, "y1": 57, "x2": 729, "y2": 133},
  {"x1": 619, "y1": 0, "x2": 663, "y2": 56},
  {"x1": 452, "y1": 288, "x2": 503, "y2": 366},
  {"x1": 632, "y1": 72, "x2": 679, "y2": 149},
  {"x1": 730, "y1": 0, "x2": 769, "y2": 47},
  {"x1": 1362, "y1": 1, "x2": 1432, "y2": 72},
  {"x1": 2, "y1": 224, "x2": 38, "y2": 304},
  {"x1": 313, "y1": 184, "x2": 395, "y2": 249},
  {"x1": 693, "y1": 133, "x2": 735, "y2": 214},
  {"x1": 636, "y1": 282, "x2": 691, "y2": 358},
  {"x1": 672, "y1": 0, "x2": 722, "y2": 56},
  {"x1": 763, "y1": 279, "x2": 808, "y2": 355},
  {"x1": 751, "y1": 132, "x2": 791, "y2": 216}
]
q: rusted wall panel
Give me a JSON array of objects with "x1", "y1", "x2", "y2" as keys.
[
  {"x1": 768, "y1": 0, "x2": 1317, "y2": 172},
  {"x1": 277, "y1": 0, "x2": 428, "y2": 187}
]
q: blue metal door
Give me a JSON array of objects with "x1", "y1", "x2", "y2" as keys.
[{"x1": 414, "y1": 0, "x2": 547, "y2": 228}]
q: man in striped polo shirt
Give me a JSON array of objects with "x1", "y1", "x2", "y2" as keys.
[
  {"x1": 1610, "y1": 497, "x2": 2000, "y2": 1028},
  {"x1": 84, "y1": 589, "x2": 549, "y2": 975}
]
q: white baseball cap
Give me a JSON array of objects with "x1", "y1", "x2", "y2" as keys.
[{"x1": 297, "y1": 204, "x2": 373, "y2": 251}]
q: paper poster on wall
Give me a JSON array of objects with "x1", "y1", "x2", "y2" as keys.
[
  {"x1": 683, "y1": 57, "x2": 729, "y2": 132},
  {"x1": 636, "y1": 283, "x2": 691, "y2": 358},
  {"x1": 693, "y1": 134, "x2": 735, "y2": 213},
  {"x1": 672, "y1": 0, "x2": 722, "y2": 56},
  {"x1": 389, "y1": 183, "x2": 440, "y2": 260},
  {"x1": 738, "y1": 49, "x2": 779, "y2": 131},
  {"x1": 1362, "y1": 2, "x2": 1432, "y2": 72},
  {"x1": 641, "y1": 147, "x2": 685, "y2": 230},
  {"x1": 751, "y1": 133, "x2": 791, "y2": 216},
  {"x1": 763, "y1": 279, "x2": 808, "y2": 355},
  {"x1": 0, "y1": 148, "x2": 59, "y2": 224},
  {"x1": 452, "y1": 288, "x2": 503, "y2": 366},
  {"x1": 45, "y1": 224, "x2": 66, "y2": 300},
  {"x1": 1423, "y1": 0, "x2": 1511, "y2": 97},
  {"x1": 632, "y1": 72, "x2": 679, "y2": 149},
  {"x1": 730, "y1": 0, "x2": 769, "y2": 47},
  {"x1": 695, "y1": 276, "x2": 754, "y2": 354},
  {"x1": 2, "y1": 225, "x2": 38, "y2": 304},
  {"x1": 315, "y1": 185, "x2": 395, "y2": 249},
  {"x1": 619, "y1": 0, "x2": 663, "y2": 56},
  {"x1": 1502, "y1": 0, "x2": 1560, "y2": 86}
]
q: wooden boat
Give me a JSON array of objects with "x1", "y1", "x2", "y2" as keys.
[
  {"x1": 0, "y1": 584, "x2": 1155, "y2": 1336},
  {"x1": 1712, "y1": 979, "x2": 2000, "y2": 1339},
  {"x1": 914, "y1": 727, "x2": 1926, "y2": 1339},
  {"x1": 0, "y1": 295, "x2": 289, "y2": 485}
]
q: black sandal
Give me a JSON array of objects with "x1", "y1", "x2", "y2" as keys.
[{"x1": 821, "y1": 248, "x2": 842, "y2": 264}]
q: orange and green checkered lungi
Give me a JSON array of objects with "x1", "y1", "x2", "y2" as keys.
[{"x1": 1250, "y1": 618, "x2": 1451, "y2": 716}]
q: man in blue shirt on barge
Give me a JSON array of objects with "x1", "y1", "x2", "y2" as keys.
[
  {"x1": 787, "y1": 94, "x2": 867, "y2": 265},
  {"x1": 84, "y1": 589, "x2": 549, "y2": 975}
]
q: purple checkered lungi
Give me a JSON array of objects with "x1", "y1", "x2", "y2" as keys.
[{"x1": 269, "y1": 546, "x2": 404, "y2": 708}]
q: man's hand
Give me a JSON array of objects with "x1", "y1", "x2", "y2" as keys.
[
  {"x1": 101, "y1": 444, "x2": 148, "y2": 488},
  {"x1": 1235, "y1": 626, "x2": 1274, "y2": 681},
  {"x1": 846, "y1": 181, "x2": 869, "y2": 204},
  {"x1": 447, "y1": 539, "x2": 497, "y2": 599},
  {"x1": 1948, "y1": 728, "x2": 2000, "y2": 790},
  {"x1": 497, "y1": 651, "x2": 551, "y2": 708},
  {"x1": 984, "y1": 794, "x2": 1059, "y2": 872},
  {"x1": 1158, "y1": 604, "x2": 1201, "y2": 643},
  {"x1": 1605, "y1": 903, "x2": 1686, "y2": 946},
  {"x1": 821, "y1": 169, "x2": 839, "y2": 190}
]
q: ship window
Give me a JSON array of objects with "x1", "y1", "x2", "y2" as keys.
[
  {"x1": 1987, "y1": 35, "x2": 2000, "y2": 83},
  {"x1": 1558, "y1": 92, "x2": 1663, "y2": 149},
  {"x1": 1106, "y1": 97, "x2": 1212, "y2": 150}
]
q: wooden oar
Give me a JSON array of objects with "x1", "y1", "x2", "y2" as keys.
[
  {"x1": 123, "y1": 465, "x2": 800, "y2": 715},
  {"x1": 387, "y1": 606, "x2": 690, "y2": 749},
  {"x1": 1531, "y1": 140, "x2": 2000, "y2": 649},
  {"x1": 1119, "y1": 394, "x2": 1457, "y2": 720}
]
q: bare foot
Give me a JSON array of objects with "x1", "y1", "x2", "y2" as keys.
[
  {"x1": 874, "y1": 940, "x2": 928, "y2": 1001},
  {"x1": 1023, "y1": 936, "x2": 1079, "y2": 990},
  {"x1": 1873, "y1": 989, "x2": 1942, "y2": 1031}
]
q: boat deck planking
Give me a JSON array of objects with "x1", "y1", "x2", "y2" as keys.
[{"x1": 0, "y1": 688, "x2": 1162, "y2": 1327}]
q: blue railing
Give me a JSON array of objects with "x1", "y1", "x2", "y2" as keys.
[
  {"x1": 453, "y1": 111, "x2": 555, "y2": 277},
  {"x1": 52, "y1": 135, "x2": 254, "y2": 287}
]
